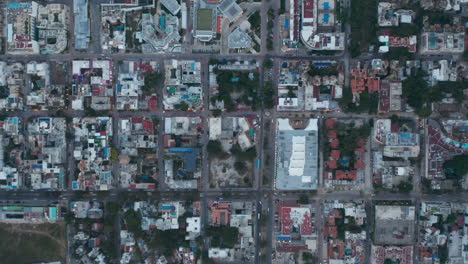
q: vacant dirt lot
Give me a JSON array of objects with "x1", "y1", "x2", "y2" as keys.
[
  {"x1": 210, "y1": 157, "x2": 253, "y2": 188},
  {"x1": 0, "y1": 222, "x2": 67, "y2": 264}
]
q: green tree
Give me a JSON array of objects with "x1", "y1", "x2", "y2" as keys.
[
  {"x1": 149, "y1": 229, "x2": 187, "y2": 257},
  {"x1": 123, "y1": 209, "x2": 143, "y2": 237},
  {"x1": 234, "y1": 161, "x2": 247, "y2": 175},
  {"x1": 235, "y1": 147, "x2": 257, "y2": 161},
  {"x1": 263, "y1": 81, "x2": 275, "y2": 109},
  {"x1": 206, "y1": 226, "x2": 239, "y2": 248},
  {"x1": 390, "y1": 24, "x2": 420, "y2": 37},
  {"x1": 302, "y1": 252, "x2": 317, "y2": 263},
  {"x1": 212, "y1": 109, "x2": 222, "y2": 117},
  {"x1": 207, "y1": 140, "x2": 224, "y2": 156},
  {"x1": 349, "y1": 0, "x2": 378, "y2": 57},
  {"x1": 439, "y1": 245, "x2": 448, "y2": 263},
  {"x1": 383, "y1": 47, "x2": 415, "y2": 61},
  {"x1": 443, "y1": 155, "x2": 468, "y2": 181},
  {"x1": 174, "y1": 102, "x2": 189, "y2": 111},
  {"x1": 264, "y1": 59, "x2": 274, "y2": 69},
  {"x1": 402, "y1": 72, "x2": 429, "y2": 114},
  {"x1": 248, "y1": 11, "x2": 261, "y2": 33},
  {"x1": 397, "y1": 181, "x2": 413, "y2": 193},
  {"x1": 143, "y1": 72, "x2": 164, "y2": 94},
  {"x1": 445, "y1": 213, "x2": 457, "y2": 224}
]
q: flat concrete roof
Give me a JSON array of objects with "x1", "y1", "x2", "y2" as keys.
[
  {"x1": 275, "y1": 119, "x2": 319, "y2": 190},
  {"x1": 228, "y1": 29, "x2": 251, "y2": 49},
  {"x1": 197, "y1": 9, "x2": 213, "y2": 31},
  {"x1": 374, "y1": 205, "x2": 415, "y2": 245}
]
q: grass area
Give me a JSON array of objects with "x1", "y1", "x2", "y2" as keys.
[
  {"x1": 0, "y1": 223, "x2": 67, "y2": 264},
  {"x1": 197, "y1": 9, "x2": 213, "y2": 31}
]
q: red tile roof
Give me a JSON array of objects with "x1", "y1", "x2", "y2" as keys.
[
  {"x1": 351, "y1": 69, "x2": 380, "y2": 94},
  {"x1": 330, "y1": 139, "x2": 340, "y2": 149},
  {"x1": 210, "y1": 202, "x2": 231, "y2": 226},
  {"x1": 301, "y1": 213, "x2": 313, "y2": 235},
  {"x1": 327, "y1": 160, "x2": 337, "y2": 169},
  {"x1": 325, "y1": 119, "x2": 336, "y2": 129},
  {"x1": 303, "y1": 0, "x2": 314, "y2": 19},
  {"x1": 331, "y1": 150, "x2": 341, "y2": 160},
  {"x1": 280, "y1": 206, "x2": 292, "y2": 235},
  {"x1": 335, "y1": 170, "x2": 357, "y2": 180},
  {"x1": 325, "y1": 225, "x2": 338, "y2": 238},
  {"x1": 355, "y1": 160, "x2": 365, "y2": 169}
]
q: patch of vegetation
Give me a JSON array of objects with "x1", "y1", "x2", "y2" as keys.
[
  {"x1": 213, "y1": 70, "x2": 260, "y2": 111},
  {"x1": 334, "y1": 211, "x2": 362, "y2": 240},
  {"x1": 383, "y1": 47, "x2": 415, "y2": 61},
  {"x1": 397, "y1": 181, "x2": 413, "y2": 193},
  {"x1": 336, "y1": 0, "x2": 348, "y2": 25},
  {"x1": 438, "y1": 244, "x2": 448, "y2": 263},
  {"x1": 302, "y1": 252, "x2": 318, "y2": 264},
  {"x1": 212, "y1": 109, "x2": 222, "y2": 117},
  {"x1": 207, "y1": 140, "x2": 229, "y2": 159},
  {"x1": 308, "y1": 64, "x2": 339, "y2": 77},
  {"x1": 267, "y1": 37, "x2": 274, "y2": 51},
  {"x1": 262, "y1": 81, "x2": 275, "y2": 109},
  {"x1": 267, "y1": 9, "x2": 275, "y2": 31},
  {"x1": 431, "y1": 82, "x2": 466, "y2": 104},
  {"x1": 403, "y1": 72, "x2": 466, "y2": 117},
  {"x1": 174, "y1": 102, "x2": 189, "y2": 111},
  {"x1": 123, "y1": 209, "x2": 143, "y2": 237},
  {"x1": 0, "y1": 86, "x2": 8, "y2": 99},
  {"x1": 206, "y1": 226, "x2": 239, "y2": 248},
  {"x1": 443, "y1": 155, "x2": 468, "y2": 185},
  {"x1": 424, "y1": 11, "x2": 453, "y2": 25},
  {"x1": 334, "y1": 121, "x2": 371, "y2": 157},
  {"x1": 149, "y1": 229, "x2": 188, "y2": 257},
  {"x1": 264, "y1": 59, "x2": 274, "y2": 69},
  {"x1": 349, "y1": 0, "x2": 378, "y2": 57},
  {"x1": 230, "y1": 144, "x2": 257, "y2": 161},
  {"x1": 111, "y1": 147, "x2": 119, "y2": 162},
  {"x1": 248, "y1": 11, "x2": 261, "y2": 35},
  {"x1": 280, "y1": 0, "x2": 286, "y2": 14},
  {"x1": 234, "y1": 161, "x2": 247, "y2": 175},
  {"x1": 339, "y1": 89, "x2": 379, "y2": 114},
  {"x1": 308, "y1": 50, "x2": 341, "y2": 55},
  {"x1": 0, "y1": 223, "x2": 66, "y2": 264},
  {"x1": 105, "y1": 201, "x2": 120, "y2": 226},
  {"x1": 389, "y1": 24, "x2": 420, "y2": 37},
  {"x1": 143, "y1": 72, "x2": 164, "y2": 95}
]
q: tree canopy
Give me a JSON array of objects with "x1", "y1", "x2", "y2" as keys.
[
  {"x1": 443, "y1": 155, "x2": 468, "y2": 181},
  {"x1": 143, "y1": 72, "x2": 164, "y2": 94},
  {"x1": 206, "y1": 226, "x2": 239, "y2": 248},
  {"x1": 215, "y1": 70, "x2": 260, "y2": 111}
]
